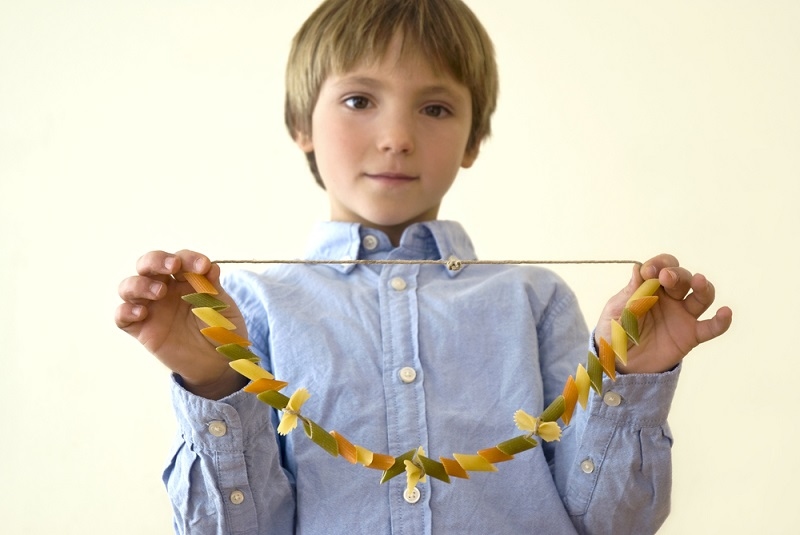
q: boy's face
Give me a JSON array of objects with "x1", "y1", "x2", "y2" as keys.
[{"x1": 296, "y1": 35, "x2": 478, "y2": 244}]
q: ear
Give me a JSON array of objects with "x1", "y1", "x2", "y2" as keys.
[
  {"x1": 294, "y1": 130, "x2": 314, "y2": 153},
  {"x1": 460, "y1": 144, "x2": 480, "y2": 169}
]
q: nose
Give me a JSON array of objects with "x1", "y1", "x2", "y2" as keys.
[{"x1": 377, "y1": 110, "x2": 415, "y2": 155}]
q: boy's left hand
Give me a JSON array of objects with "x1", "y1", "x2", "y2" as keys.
[{"x1": 595, "y1": 253, "x2": 733, "y2": 374}]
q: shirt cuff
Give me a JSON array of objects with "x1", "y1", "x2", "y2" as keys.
[
  {"x1": 588, "y1": 364, "x2": 681, "y2": 427},
  {"x1": 170, "y1": 374, "x2": 272, "y2": 452}
]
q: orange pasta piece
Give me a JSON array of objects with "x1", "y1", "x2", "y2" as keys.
[
  {"x1": 243, "y1": 378, "x2": 288, "y2": 394},
  {"x1": 598, "y1": 338, "x2": 617, "y2": 381},
  {"x1": 330, "y1": 432, "x2": 358, "y2": 464},
  {"x1": 628, "y1": 295, "x2": 658, "y2": 317},
  {"x1": 201, "y1": 326, "x2": 252, "y2": 346},
  {"x1": 477, "y1": 447, "x2": 514, "y2": 464},
  {"x1": 440, "y1": 457, "x2": 469, "y2": 479},
  {"x1": 366, "y1": 453, "x2": 396, "y2": 471},
  {"x1": 183, "y1": 272, "x2": 218, "y2": 295}
]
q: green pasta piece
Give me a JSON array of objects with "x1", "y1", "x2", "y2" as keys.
[
  {"x1": 380, "y1": 450, "x2": 416, "y2": 484},
  {"x1": 419, "y1": 455, "x2": 450, "y2": 483},
  {"x1": 620, "y1": 308, "x2": 640, "y2": 344},
  {"x1": 540, "y1": 395, "x2": 565, "y2": 422},
  {"x1": 587, "y1": 353, "x2": 603, "y2": 394},
  {"x1": 216, "y1": 343, "x2": 259, "y2": 362},
  {"x1": 302, "y1": 419, "x2": 339, "y2": 457},
  {"x1": 181, "y1": 293, "x2": 229, "y2": 310},
  {"x1": 496, "y1": 435, "x2": 538, "y2": 456},
  {"x1": 257, "y1": 390, "x2": 290, "y2": 410}
]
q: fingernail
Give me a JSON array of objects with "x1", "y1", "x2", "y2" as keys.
[
  {"x1": 164, "y1": 256, "x2": 176, "y2": 271},
  {"x1": 644, "y1": 265, "x2": 658, "y2": 279},
  {"x1": 150, "y1": 282, "x2": 162, "y2": 297},
  {"x1": 132, "y1": 305, "x2": 143, "y2": 318},
  {"x1": 194, "y1": 259, "x2": 205, "y2": 272}
]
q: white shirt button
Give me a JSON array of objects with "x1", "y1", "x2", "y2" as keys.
[
  {"x1": 399, "y1": 367, "x2": 417, "y2": 383},
  {"x1": 580, "y1": 459, "x2": 595, "y2": 474},
  {"x1": 390, "y1": 277, "x2": 407, "y2": 291},
  {"x1": 362, "y1": 235, "x2": 379, "y2": 250},
  {"x1": 603, "y1": 391, "x2": 622, "y2": 407},
  {"x1": 230, "y1": 490, "x2": 245, "y2": 505},
  {"x1": 208, "y1": 421, "x2": 227, "y2": 437},
  {"x1": 403, "y1": 487, "x2": 421, "y2": 504}
]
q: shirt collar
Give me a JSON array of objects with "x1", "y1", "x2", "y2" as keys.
[{"x1": 304, "y1": 220, "x2": 477, "y2": 277}]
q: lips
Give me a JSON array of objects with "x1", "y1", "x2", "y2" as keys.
[{"x1": 365, "y1": 172, "x2": 418, "y2": 181}]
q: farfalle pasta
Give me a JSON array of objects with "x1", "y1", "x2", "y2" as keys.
[{"x1": 181, "y1": 265, "x2": 660, "y2": 495}]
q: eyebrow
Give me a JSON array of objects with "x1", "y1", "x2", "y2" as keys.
[{"x1": 331, "y1": 75, "x2": 465, "y2": 100}]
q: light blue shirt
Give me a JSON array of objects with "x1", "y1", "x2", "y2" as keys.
[{"x1": 165, "y1": 220, "x2": 678, "y2": 535}]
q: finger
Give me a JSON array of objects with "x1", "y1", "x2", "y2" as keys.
[
  {"x1": 114, "y1": 302, "x2": 147, "y2": 330},
  {"x1": 640, "y1": 253, "x2": 679, "y2": 280},
  {"x1": 659, "y1": 266, "x2": 693, "y2": 300},
  {"x1": 118, "y1": 275, "x2": 167, "y2": 304},
  {"x1": 695, "y1": 306, "x2": 733, "y2": 344},
  {"x1": 135, "y1": 250, "x2": 183, "y2": 278},
  {"x1": 682, "y1": 274, "x2": 715, "y2": 318},
  {"x1": 171, "y1": 250, "x2": 220, "y2": 284}
]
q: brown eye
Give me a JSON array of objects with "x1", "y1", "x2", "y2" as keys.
[
  {"x1": 344, "y1": 96, "x2": 370, "y2": 109},
  {"x1": 422, "y1": 105, "x2": 450, "y2": 118}
]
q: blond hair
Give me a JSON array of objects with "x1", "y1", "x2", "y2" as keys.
[{"x1": 285, "y1": 0, "x2": 498, "y2": 187}]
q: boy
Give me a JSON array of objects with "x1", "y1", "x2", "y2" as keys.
[{"x1": 115, "y1": 0, "x2": 732, "y2": 533}]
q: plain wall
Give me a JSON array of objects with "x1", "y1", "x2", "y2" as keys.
[{"x1": 1, "y1": 1, "x2": 798, "y2": 533}]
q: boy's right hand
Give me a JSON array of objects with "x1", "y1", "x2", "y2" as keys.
[{"x1": 115, "y1": 250, "x2": 248, "y2": 400}]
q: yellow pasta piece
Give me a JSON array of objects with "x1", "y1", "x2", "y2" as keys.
[
  {"x1": 330, "y1": 431, "x2": 358, "y2": 464},
  {"x1": 355, "y1": 446, "x2": 374, "y2": 467},
  {"x1": 598, "y1": 338, "x2": 617, "y2": 381},
  {"x1": 200, "y1": 326, "x2": 252, "y2": 346},
  {"x1": 277, "y1": 388, "x2": 310, "y2": 435},
  {"x1": 561, "y1": 375, "x2": 578, "y2": 426},
  {"x1": 440, "y1": 457, "x2": 469, "y2": 479},
  {"x1": 404, "y1": 447, "x2": 427, "y2": 494},
  {"x1": 611, "y1": 319, "x2": 628, "y2": 365},
  {"x1": 478, "y1": 447, "x2": 514, "y2": 464},
  {"x1": 243, "y1": 378, "x2": 288, "y2": 394},
  {"x1": 513, "y1": 409, "x2": 537, "y2": 434},
  {"x1": 229, "y1": 359, "x2": 274, "y2": 382},
  {"x1": 626, "y1": 278, "x2": 660, "y2": 306},
  {"x1": 575, "y1": 364, "x2": 590, "y2": 409},
  {"x1": 453, "y1": 453, "x2": 498, "y2": 473},
  {"x1": 192, "y1": 307, "x2": 236, "y2": 330},
  {"x1": 183, "y1": 272, "x2": 218, "y2": 295}
]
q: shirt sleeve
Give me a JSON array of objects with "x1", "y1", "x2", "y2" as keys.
[
  {"x1": 534, "y1": 278, "x2": 678, "y2": 535},
  {"x1": 554, "y1": 359, "x2": 679, "y2": 535},
  {"x1": 162, "y1": 375, "x2": 295, "y2": 535}
]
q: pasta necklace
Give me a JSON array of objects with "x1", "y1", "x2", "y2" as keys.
[{"x1": 180, "y1": 258, "x2": 659, "y2": 497}]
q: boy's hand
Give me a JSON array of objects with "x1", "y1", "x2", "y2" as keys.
[
  {"x1": 115, "y1": 250, "x2": 249, "y2": 399},
  {"x1": 595, "y1": 253, "x2": 733, "y2": 374}
]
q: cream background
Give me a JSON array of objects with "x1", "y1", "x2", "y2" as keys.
[{"x1": 1, "y1": 1, "x2": 797, "y2": 533}]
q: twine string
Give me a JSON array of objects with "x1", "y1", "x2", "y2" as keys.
[{"x1": 214, "y1": 258, "x2": 642, "y2": 269}]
